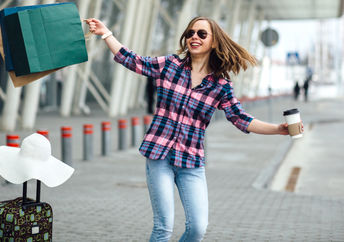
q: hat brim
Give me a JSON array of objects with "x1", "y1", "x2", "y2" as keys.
[{"x1": 0, "y1": 146, "x2": 74, "y2": 187}]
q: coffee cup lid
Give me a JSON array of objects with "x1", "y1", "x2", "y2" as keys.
[{"x1": 283, "y1": 108, "x2": 299, "y2": 116}]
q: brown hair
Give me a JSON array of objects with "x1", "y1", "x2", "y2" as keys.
[{"x1": 178, "y1": 16, "x2": 257, "y2": 79}]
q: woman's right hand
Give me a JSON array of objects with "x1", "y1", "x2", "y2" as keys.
[
  {"x1": 85, "y1": 18, "x2": 123, "y2": 55},
  {"x1": 85, "y1": 18, "x2": 110, "y2": 36}
]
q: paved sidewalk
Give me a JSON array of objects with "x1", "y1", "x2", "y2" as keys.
[{"x1": 1, "y1": 86, "x2": 344, "y2": 241}]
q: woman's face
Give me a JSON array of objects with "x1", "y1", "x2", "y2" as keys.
[{"x1": 186, "y1": 20, "x2": 214, "y2": 58}]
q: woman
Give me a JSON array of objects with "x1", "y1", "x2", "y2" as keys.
[{"x1": 87, "y1": 16, "x2": 294, "y2": 241}]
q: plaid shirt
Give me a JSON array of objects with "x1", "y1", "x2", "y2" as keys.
[{"x1": 114, "y1": 47, "x2": 254, "y2": 168}]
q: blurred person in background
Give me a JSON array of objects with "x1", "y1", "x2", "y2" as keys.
[
  {"x1": 293, "y1": 81, "x2": 300, "y2": 101},
  {"x1": 145, "y1": 76, "x2": 156, "y2": 114},
  {"x1": 303, "y1": 66, "x2": 313, "y2": 102},
  {"x1": 303, "y1": 76, "x2": 311, "y2": 102}
]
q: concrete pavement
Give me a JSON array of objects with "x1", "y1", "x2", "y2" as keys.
[{"x1": 1, "y1": 84, "x2": 344, "y2": 241}]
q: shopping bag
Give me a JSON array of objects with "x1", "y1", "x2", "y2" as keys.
[
  {"x1": 3, "y1": 2, "x2": 88, "y2": 77},
  {"x1": 0, "y1": 27, "x2": 61, "y2": 87},
  {"x1": 0, "y1": 3, "x2": 69, "y2": 71}
]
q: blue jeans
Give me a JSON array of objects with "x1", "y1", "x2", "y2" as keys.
[{"x1": 146, "y1": 152, "x2": 208, "y2": 242}]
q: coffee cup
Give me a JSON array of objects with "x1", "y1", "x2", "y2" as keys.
[{"x1": 283, "y1": 108, "x2": 303, "y2": 139}]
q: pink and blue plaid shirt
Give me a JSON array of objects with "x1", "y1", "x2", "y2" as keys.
[{"x1": 114, "y1": 47, "x2": 254, "y2": 168}]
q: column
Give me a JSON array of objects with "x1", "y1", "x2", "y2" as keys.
[
  {"x1": 1, "y1": 0, "x2": 38, "y2": 131},
  {"x1": 1, "y1": 81, "x2": 22, "y2": 131},
  {"x1": 253, "y1": 9, "x2": 265, "y2": 96},
  {"x1": 120, "y1": 0, "x2": 147, "y2": 115},
  {"x1": 60, "y1": 0, "x2": 90, "y2": 116},
  {"x1": 226, "y1": 0, "x2": 242, "y2": 37},
  {"x1": 72, "y1": 0, "x2": 99, "y2": 115},
  {"x1": 129, "y1": 0, "x2": 155, "y2": 109},
  {"x1": 174, "y1": 0, "x2": 200, "y2": 51},
  {"x1": 211, "y1": 0, "x2": 226, "y2": 23},
  {"x1": 240, "y1": 1, "x2": 256, "y2": 96},
  {"x1": 244, "y1": 1, "x2": 256, "y2": 50},
  {"x1": 133, "y1": 0, "x2": 161, "y2": 110},
  {"x1": 61, "y1": 66, "x2": 76, "y2": 116},
  {"x1": 108, "y1": 0, "x2": 138, "y2": 117},
  {"x1": 21, "y1": 80, "x2": 42, "y2": 129}
]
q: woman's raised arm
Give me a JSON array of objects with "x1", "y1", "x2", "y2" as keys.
[{"x1": 86, "y1": 18, "x2": 170, "y2": 79}]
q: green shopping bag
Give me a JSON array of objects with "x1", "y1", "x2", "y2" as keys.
[{"x1": 3, "y1": 3, "x2": 88, "y2": 77}]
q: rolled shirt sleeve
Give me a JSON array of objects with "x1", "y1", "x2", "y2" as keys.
[
  {"x1": 218, "y1": 82, "x2": 254, "y2": 133},
  {"x1": 114, "y1": 46, "x2": 171, "y2": 79}
]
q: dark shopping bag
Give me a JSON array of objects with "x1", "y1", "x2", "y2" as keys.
[
  {"x1": 0, "y1": 181, "x2": 53, "y2": 240},
  {"x1": 3, "y1": 2, "x2": 88, "y2": 77},
  {"x1": 0, "y1": 3, "x2": 69, "y2": 71},
  {"x1": 0, "y1": 28, "x2": 61, "y2": 87}
]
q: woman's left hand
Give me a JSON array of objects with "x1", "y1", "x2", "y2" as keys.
[
  {"x1": 278, "y1": 122, "x2": 304, "y2": 135},
  {"x1": 277, "y1": 123, "x2": 289, "y2": 135}
]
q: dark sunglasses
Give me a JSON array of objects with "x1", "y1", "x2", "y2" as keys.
[{"x1": 185, "y1": 29, "x2": 210, "y2": 39}]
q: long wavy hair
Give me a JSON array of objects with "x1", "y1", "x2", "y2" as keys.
[{"x1": 178, "y1": 16, "x2": 257, "y2": 79}]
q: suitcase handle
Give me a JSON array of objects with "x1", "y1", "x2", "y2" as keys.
[{"x1": 22, "y1": 180, "x2": 41, "y2": 204}]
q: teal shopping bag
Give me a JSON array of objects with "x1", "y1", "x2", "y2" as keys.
[
  {"x1": 4, "y1": 3, "x2": 88, "y2": 77},
  {"x1": 0, "y1": 2, "x2": 70, "y2": 71}
]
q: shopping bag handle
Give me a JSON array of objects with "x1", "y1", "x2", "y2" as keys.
[{"x1": 81, "y1": 18, "x2": 93, "y2": 41}]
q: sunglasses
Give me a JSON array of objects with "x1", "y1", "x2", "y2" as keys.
[{"x1": 185, "y1": 29, "x2": 210, "y2": 40}]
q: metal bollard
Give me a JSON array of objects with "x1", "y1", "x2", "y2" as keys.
[
  {"x1": 143, "y1": 115, "x2": 152, "y2": 133},
  {"x1": 131, "y1": 117, "x2": 140, "y2": 147},
  {"x1": 83, "y1": 124, "x2": 93, "y2": 161},
  {"x1": 101, "y1": 121, "x2": 111, "y2": 156},
  {"x1": 118, "y1": 119, "x2": 128, "y2": 150},
  {"x1": 35, "y1": 130, "x2": 47, "y2": 199},
  {"x1": 61, "y1": 126, "x2": 72, "y2": 166},
  {"x1": 6, "y1": 135, "x2": 20, "y2": 147},
  {"x1": 5, "y1": 135, "x2": 20, "y2": 184},
  {"x1": 37, "y1": 130, "x2": 49, "y2": 139}
]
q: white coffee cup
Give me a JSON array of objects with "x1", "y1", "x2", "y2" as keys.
[{"x1": 283, "y1": 108, "x2": 303, "y2": 139}]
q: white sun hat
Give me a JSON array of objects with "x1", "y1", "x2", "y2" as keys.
[{"x1": 0, "y1": 133, "x2": 74, "y2": 187}]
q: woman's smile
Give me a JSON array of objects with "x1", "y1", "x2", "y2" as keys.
[{"x1": 190, "y1": 41, "x2": 202, "y2": 48}]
